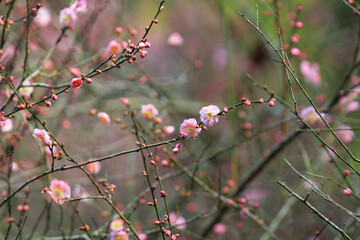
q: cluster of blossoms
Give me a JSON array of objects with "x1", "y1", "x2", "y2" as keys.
[
  {"x1": 180, "y1": 105, "x2": 220, "y2": 138},
  {"x1": 42, "y1": 179, "x2": 71, "y2": 205},
  {"x1": 59, "y1": 0, "x2": 87, "y2": 28}
]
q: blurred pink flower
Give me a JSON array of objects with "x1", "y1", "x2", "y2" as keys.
[
  {"x1": 337, "y1": 125, "x2": 355, "y2": 143},
  {"x1": 19, "y1": 79, "x2": 34, "y2": 97},
  {"x1": 97, "y1": 112, "x2": 111, "y2": 125},
  {"x1": 213, "y1": 223, "x2": 227, "y2": 235},
  {"x1": 163, "y1": 125, "x2": 175, "y2": 135},
  {"x1": 141, "y1": 104, "x2": 158, "y2": 120},
  {"x1": 290, "y1": 48, "x2": 301, "y2": 56},
  {"x1": 71, "y1": 0, "x2": 87, "y2": 13},
  {"x1": 300, "y1": 60, "x2": 321, "y2": 87},
  {"x1": 120, "y1": 97, "x2": 130, "y2": 106},
  {"x1": 180, "y1": 118, "x2": 201, "y2": 138},
  {"x1": 34, "y1": 7, "x2": 51, "y2": 27},
  {"x1": 167, "y1": 32, "x2": 184, "y2": 47},
  {"x1": 199, "y1": 105, "x2": 220, "y2": 126},
  {"x1": 110, "y1": 231, "x2": 128, "y2": 240},
  {"x1": 33, "y1": 128, "x2": 52, "y2": 146},
  {"x1": 43, "y1": 179, "x2": 71, "y2": 205},
  {"x1": 169, "y1": 212, "x2": 186, "y2": 230},
  {"x1": 338, "y1": 86, "x2": 360, "y2": 113},
  {"x1": 300, "y1": 106, "x2": 327, "y2": 126},
  {"x1": 59, "y1": 7, "x2": 77, "y2": 27},
  {"x1": 139, "y1": 233, "x2": 147, "y2": 240},
  {"x1": 106, "y1": 40, "x2": 122, "y2": 55},
  {"x1": 85, "y1": 159, "x2": 101, "y2": 174},
  {"x1": 1, "y1": 118, "x2": 13, "y2": 132}
]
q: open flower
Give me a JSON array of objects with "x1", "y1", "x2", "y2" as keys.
[
  {"x1": 43, "y1": 179, "x2": 71, "y2": 205},
  {"x1": 300, "y1": 106, "x2": 327, "y2": 126},
  {"x1": 59, "y1": 7, "x2": 77, "y2": 27},
  {"x1": 110, "y1": 219, "x2": 124, "y2": 232},
  {"x1": 33, "y1": 128, "x2": 52, "y2": 146},
  {"x1": 106, "y1": 40, "x2": 122, "y2": 55},
  {"x1": 70, "y1": 78, "x2": 83, "y2": 89},
  {"x1": 141, "y1": 104, "x2": 158, "y2": 120},
  {"x1": 110, "y1": 231, "x2": 129, "y2": 240},
  {"x1": 180, "y1": 118, "x2": 201, "y2": 138},
  {"x1": 199, "y1": 105, "x2": 220, "y2": 126},
  {"x1": 71, "y1": 0, "x2": 87, "y2": 13}
]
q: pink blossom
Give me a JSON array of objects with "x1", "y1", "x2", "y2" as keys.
[
  {"x1": 141, "y1": 104, "x2": 159, "y2": 120},
  {"x1": 110, "y1": 231, "x2": 128, "y2": 240},
  {"x1": 106, "y1": 40, "x2": 122, "y2": 55},
  {"x1": 344, "y1": 100, "x2": 359, "y2": 113},
  {"x1": 70, "y1": 78, "x2": 83, "y2": 89},
  {"x1": 179, "y1": 118, "x2": 201, "y2": 138},
  {"x1": 59, "y1": 7, "x2": 77, "y2": 27},
  {"x1": 172, "y1": 143, "x2": 182, "y2": 156},
  {"x1": 139, "y1": 233, "x2": 147, "y2": 240},
  {"x1": 43, "y1": 179, "x2": 71, "y2": 205},
  {"x1": 85, "y1": 159, "x2": 101, "y2": 174},
  {"x1": 290, "y1": 48, "x2": 301, "y2": 56},
  {"x1": 163, "y1": 125, "x2": 175, "y2": 135},
  {"x1": 338, "y1": 87, "x2": 360, "y2": 113},
  {"x1": 167, "y1": 32, "x2": 184, "y2": 47},
  {"x1": 300, "y1": 106, "x2": 326, "y2": 126},
  {"x1": 34, "y1": 7, "x2": 51, "y2": 27},
  {"x1": 296, "y1": 21, "x2": 303, "y2": 28},
  {"x1": 97, "y1": 112, "x2": 111, "y2": 125},
  {"x1": 110, "y1": 219, "x2": 124, "y2": 232},
  {"x1": 213, "y1": 223, "x2": 227, "y2": 235},
  {"x1": 10, "y1": 162, "x2": 18, "y2": 172},
  {"x1": 344, "y1": 188, "x2": 352, "y2": 196},
  {"x1": 19, "y1": 79, "x2": 34, "y2": 97},
  {"x1": 337, "y1": 125, "x2": 355, "y2": 143},
  {"x1": 140, "y1": 50, "x2": 148, "y2": 59},
  {"x1": 0, "y1": 118, "x2": 13, "y2": 132},
  {"x1": 199, "y1": 105, "x2": 220, "y2": 126},
  {"x1": 71, "y1": 0, "x2": 87, "y2": 13},
  {"x1": 291, "y1": 34, "x2": 300, "y2": 43},
  {"x1": 300, "y1": 61, "x2": 321, "y2": 87},
  {"x1": 120, "y1": 97, "x2": 130, "y2": 106},
  {"x1": 33, "y1": 128, "x2": 52, "y2": 146},
  {"x1": 169, "y1": 212, "x2": 186, "y2": 230}
]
